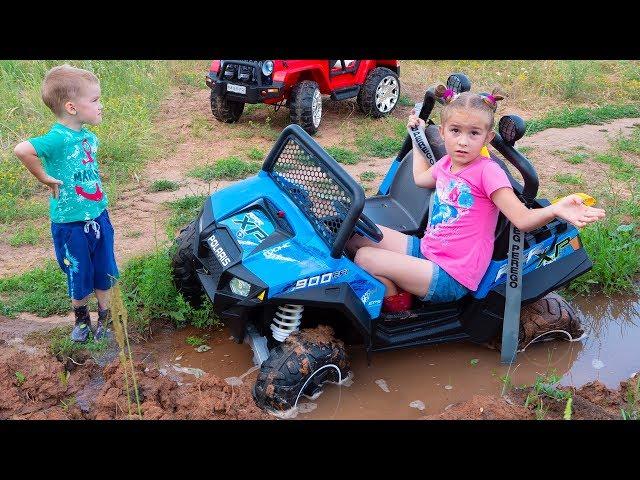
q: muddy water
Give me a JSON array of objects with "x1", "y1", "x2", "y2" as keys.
[{"x1": 140, "y1": 293, "x2": 640, "y2": 419}]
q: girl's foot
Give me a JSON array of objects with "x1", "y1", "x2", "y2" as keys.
[{"x1": 71, "y1": 304, "x2": 91, "y2": 343}]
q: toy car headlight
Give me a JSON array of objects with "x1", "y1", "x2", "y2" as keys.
[
  {"x1": 262, "y1": 60, "x2": 274, "y2": 76},
  {"x1": 229, "y1": 277, "x2": 251, "y2": 297}
]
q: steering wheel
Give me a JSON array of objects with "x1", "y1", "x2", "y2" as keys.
[{"x1": 355, "y1": 210, "x2": 384, "y2": 243}]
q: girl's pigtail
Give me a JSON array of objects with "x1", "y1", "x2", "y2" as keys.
[
  {"x1": 435, "y1": 84, "x2": 457, "y2": 104},
  {"x1": 482, "y1": 87, "x2": 505, "y2": 111}
]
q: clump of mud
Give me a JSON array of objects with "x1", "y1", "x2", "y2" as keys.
[
  {"x1": 0, "y1": 345, "x2": 98, "y2": 420},
  {"x1": 91, "y1": 360, "x2": 272, "y2": 420},
  {"x1": 426, "y1": 377, "x2": 639, "y2": 420}
]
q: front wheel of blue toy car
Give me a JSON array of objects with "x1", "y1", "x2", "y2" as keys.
[
  {"x1": 253, "y1": 325, "x2": 351, "y2": 412},
  {"x1": 171, "y1": 220, "x2": 205, "y2": 307}
]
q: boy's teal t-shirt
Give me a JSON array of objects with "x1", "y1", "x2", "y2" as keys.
[{"x1": 28, "y1": 123, "x2": 108, "y2": 223}]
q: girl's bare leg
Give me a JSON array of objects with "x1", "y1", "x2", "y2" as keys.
[{"x1": 354, "y1": 246, "x2": 434, "y2": 298}]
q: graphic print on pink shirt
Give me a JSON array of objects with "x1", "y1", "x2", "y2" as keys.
[{"x1": 428, "y1": 177, "x2": 475, "y2": 236}]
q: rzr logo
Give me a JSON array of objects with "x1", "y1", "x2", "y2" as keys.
[
  {"x1": 207, "y1": 233, "x2": 231, "y2": 267},
  {"x1": 233, "y1": 214, "x2": 268, "y2": 241}
]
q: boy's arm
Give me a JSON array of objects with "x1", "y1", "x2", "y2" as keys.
[
  {"x1": 408, "y1": 115, "x2": 436, "y2": 189},
  {"x1": 491, "y1": 187, "x2": 606, "y2": 232},
  {"x1": 14, "y1": 141, "x2": 63, "y2": 199}
]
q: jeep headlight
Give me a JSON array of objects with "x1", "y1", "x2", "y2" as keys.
[
  {"x1": 229, "y1": 277, "x2": 251, "y2": 297},
  {"x1": 261, "y1": 60, "x2": 274, "y2": 76}
]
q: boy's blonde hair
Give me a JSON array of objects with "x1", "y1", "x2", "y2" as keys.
[
  {"x1": 440, "y1": 88, "x2": 505, "y2": 130},
  {"x1": 41, "y1": 64, "x2": 99, "y2": 116}
]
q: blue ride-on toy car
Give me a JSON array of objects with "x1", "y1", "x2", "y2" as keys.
[{"x1": 171, "y1": 74, "x2": 589, "y2": 412}]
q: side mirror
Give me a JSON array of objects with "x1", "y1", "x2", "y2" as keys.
[
  {"x1": 498, "y1": 115, "x2": 526, "y2": 146},
  {"x1": 446, "y1": 73, "x2": 471, "y2": 94}
]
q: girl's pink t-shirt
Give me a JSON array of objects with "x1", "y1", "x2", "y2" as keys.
[{"x1": 420, "y1": 154, "x2": 512, "y2": 290}]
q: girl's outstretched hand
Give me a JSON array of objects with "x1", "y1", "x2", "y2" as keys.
[{"x1": 551, "y1": 194, "x2": 606, "y2": 228}]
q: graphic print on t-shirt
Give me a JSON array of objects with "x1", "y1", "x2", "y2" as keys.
[
  {"x1": 428, "y1": 177, "x2": 475, "y2": 235},
  {"x1": 72, "y1": 137, "x2": 103, "y2": 202}
]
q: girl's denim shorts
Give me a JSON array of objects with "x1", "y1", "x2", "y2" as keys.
[{"x1": 406, "y1": 236, "x2": 469, "y2": 303}]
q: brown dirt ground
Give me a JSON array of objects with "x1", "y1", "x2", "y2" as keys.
[{"x1": 0, "y1": 319, "x2": 272, "y2": 420}]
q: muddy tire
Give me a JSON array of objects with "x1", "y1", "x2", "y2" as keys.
[
  {"x1": 489, "y1": 292, "x2": 584, "y2": 351},
  {"x1": 171, "y1": 221, "x2": 204, "y2": 307},
  {"x1": 289, "y1": 80, "x2": 322, "y2": 135},
  {"x1": 253, "y1": 325, "x2": 350, "y2": 411},
  {"x1": 357, "y1": 67, "x2": 400, "y2": 118},
  {"x1": 210, "y1": 91, "x2": 244, "y2": 123}
]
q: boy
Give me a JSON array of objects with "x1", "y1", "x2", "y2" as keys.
[{"x1": 14, "y1": 64, "x2": 118, "y2": 342}]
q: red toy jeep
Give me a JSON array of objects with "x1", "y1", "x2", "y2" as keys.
[{"x1": 205, "y1": 60, "x2": 401, "y2": 134}]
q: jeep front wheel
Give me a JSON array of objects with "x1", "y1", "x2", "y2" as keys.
[
  {"x1": 289, "y1": 80, "x2": 322, "y2": 135},
  {"x1": 253, "y1": 325, "x2": 350, "y2": 412},
  {"x1": 210, "y1": 91, "x2": 245, "y2": 123},
  {"x1": 171, "y1": 221, "x2": 204, "y2": 307},
  {"x1": 357, "y1": 67, "x2": 400, "y2": 118}
]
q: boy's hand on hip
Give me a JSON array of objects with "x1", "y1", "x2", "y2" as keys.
[
  {"x1": 42, "y1": 175, "x2": 63, "y2": 199},
  {"x1": 551, "y1": 194, "x2": 606, "y2": 228}
]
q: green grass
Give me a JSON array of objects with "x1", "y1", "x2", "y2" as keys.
[
  {"x1": 0, "y1": 261, "x2": 70, "y2": 317},
  {"x1": 190, "y1": 114, "x2": 213, "y2": 139},
  {"x1": 8, "y1": 224, "x2": 43, "y2": 246},
  {"x1": 119, "y1": 248, "x2": 219, "y2": 333},
  {"x1": 356, "y1": 131, "x2": 403, "y2": 158},
  {"x1": 360, "y1": 171, "x2": 377, "y2": 182},
  {"x1": 594, "y1": 153, "x2": 638, "y2": 180},
  {"x1": 188, "y1": 156, "x2": 260, "y2": 182},
  {"x1": 565, "y1": 153, "x2": 589, "y2": 164},
  {"x1": 568, "y1": 193, "x2": 640, "y2": 295},
  {"x1": 149, "y1": 179, "x2": 179, "y2": 192},
  {"x1": 186, "y1": 336, "x2": 205, "y2": 347},
  {"x1": 165, "y1": 194, "x2": 207, "y2": 238},
  {"x1": 246, "y1": 147, "x2": 265, "y2": 161},
  {"x1": 398, "y1": 93, "x2": 414, "y2": 106},
  {"x1": 554, "y1": 173, "x2": 583, "y2": 185},
  {"x1": 517, "y1": 146, "x2": 534, "y2": 155},
  {"x1": 48, "y1": 325, "x2": 109, "y2": 359},
  {"x1": 526, "y1": 104, "x2": 640, "y2": 135},
  {"x1": 326, "y1": 146, "x2": 360, "y2": 165}
]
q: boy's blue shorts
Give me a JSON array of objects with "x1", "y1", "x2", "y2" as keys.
[
  {"x1": 406, "y1": 236, "x2": 469, "y2": 303},
  {"x1": 51, "y1": 209, "x2": 119, "y2": 301}
]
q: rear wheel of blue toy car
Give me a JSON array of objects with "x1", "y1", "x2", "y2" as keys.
[
  {"x1": 210, "y1": 91, "x2": 244, "y2": 123},
  {"x1": 171, "y1": 220, "x2": 204, "y2": 307},
  {"x1": 357, "y1": 67, "x2": 400, "y2": 118},
  {"x1": 253, "y1": 325, "x2": 351, "y2": 412},
  {"x1": 487, "y1": 292, "x2": 584, "y2": 352},
  {"x1": 289, "y1": 80, "x2": 322, "y2": 135}
]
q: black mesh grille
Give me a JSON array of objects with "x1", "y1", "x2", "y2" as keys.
[
  {"x1": 222, "y1": 60, "x2": 260, "y2": 84},
  {"x1": 270, "y1": 138, "x2": 353, "y2": 249}
]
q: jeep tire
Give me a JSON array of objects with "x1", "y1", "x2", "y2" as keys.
[
  {"x1": 210, "y1": 91, "x2": 245, "y2": 123},
  {"x1": 357, "y1": 67, "x2": 400, "y2": 118},
  {"x1": 487, "y1": 292, "x2": 584, "y2": 352},
  {"x1": 289, "y1": 80, "x2": 322, "y2": 135},
  {"x1": 171, "y1": 221, "x2": 204, "y2": 307},
  {"x1": 253, "y1": 325, "x2": 350, "y2": 411}
]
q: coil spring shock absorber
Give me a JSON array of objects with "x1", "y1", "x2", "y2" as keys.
[{"x1": 270, "y1": 304, "x2": 303, "y2": 342}]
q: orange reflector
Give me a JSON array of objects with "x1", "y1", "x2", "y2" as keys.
[
  {"x1": 569, "y1": 236, "x2": 581, "y2": 250},
  {"x1": 267, "y1": 88, "x2": 279, "y2": 93}
]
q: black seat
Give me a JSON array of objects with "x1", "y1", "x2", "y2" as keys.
[{"x1": 363, "y1": 124, "x2": 446, "y2": 236}]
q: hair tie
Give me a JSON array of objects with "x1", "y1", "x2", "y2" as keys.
[
  {"x1": 436, "y1": 84, "x2": 458, "y2": 104},
  {"x1": 482, "y1": 93, "x2": 498, "y2": 111}
]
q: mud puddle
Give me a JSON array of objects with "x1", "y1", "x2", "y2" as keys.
[{"x1": 139, "y1": 292, "x2": 639, "y2": 419}]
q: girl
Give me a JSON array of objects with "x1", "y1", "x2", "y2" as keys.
[{"x1": 346, "y1": 88, "x2": 606, "y2": 311}]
